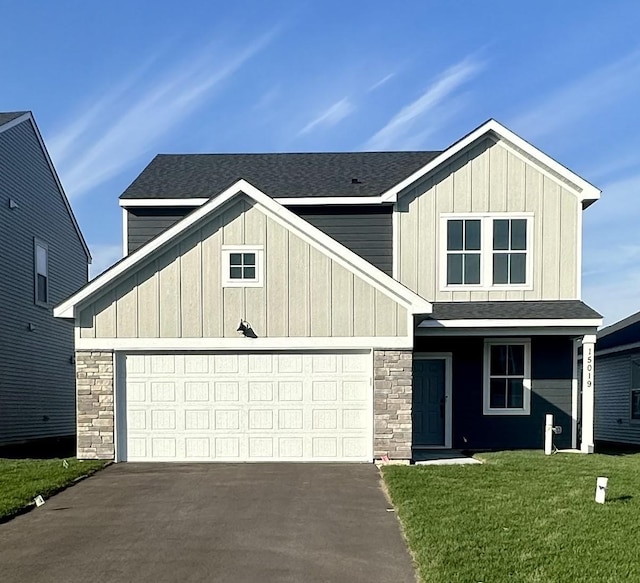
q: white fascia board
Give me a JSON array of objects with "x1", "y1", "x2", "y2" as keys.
[
  {"x1": 416, "y1": 325, "x2": 600, "y2": 337},
  {"x1": 119, "y1": 196, "x2": 387, "y2": 207},
  {"x1": 380, "y1": 119, "x2": 601, "y2": 205},
  {"x1": 275, "y1": 196, "x2": 385, "y2": 205},
  {"x1": 75, "y1": 336, "x2": 413, "y2": 351},
  {"x1": 121, "y1": 208, "x2": 128, "y2": 257},
  {"x1": 55, "y1": 178, "x2": 431, "y2": 319},
  {"x1": 1, "y1": 112, "x2": 92, "y2": 261},
  {"x1": 418, "y1": 318, "x2": 603, "y2": 328},
  {"x1": 119, "y1": 198, "x2": 209, "y2": 207}
]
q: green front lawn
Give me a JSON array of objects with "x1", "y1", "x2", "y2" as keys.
[
  {"x1": 0, "y1": 458, "x2": 106, "y2": 520},
  {"x1": 383, "y1": 451, "x2": 640, "y2": 583}
]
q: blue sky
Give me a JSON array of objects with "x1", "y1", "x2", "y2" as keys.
[{"x1": 2, "y1": 1, "x2": 640, "y2": 325}]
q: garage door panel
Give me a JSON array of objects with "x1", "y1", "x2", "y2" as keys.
[
  {"x1": 214, "y1": 382, "x2": 239, "y2": 402},
  {"x1": 249, "y1": 382, "x2": 274, "y2": 402},
  {"x1": 278, "y1": 381, "x2": 303, "y2": 401},
  {"x1": 124, "y1": 351, "x2": 372, "y2": 462},
  {"x1": 184, "y1": 355, "x2": 209, "y2": 374},
  {"x1": 311, "y1": 354, "x2": 338, "y2": 373},
  {"x1": 185, "y1": 409, "x2": 210, "y2": 430},
  {"x1": 277, "y1": 354, "x2": 303, "y2": 373},
  {"x1": 213, "y1": 354, "x2": 239, "y2": 374},
  {"x1": 150, "y1": 355, "x2": 175, "y2": 374},
  {"x1": 185, "y1": 382, "x2": 209, "y2": 401},
  {"x1": 185, "y1": 437, "x2": 210, "y2": 458},
  {"x1": 312, "y1": 381, "x2": 337, "y2": 401}
]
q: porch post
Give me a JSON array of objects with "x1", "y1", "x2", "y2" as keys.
[{"x1": 580, "y1": 334, "x2": 597, "y2": 453}]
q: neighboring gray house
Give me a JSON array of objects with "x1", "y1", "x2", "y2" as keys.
[
  {"x1": 593, "y1": 312, "x2": 640, "y2": 446},
  {"x1": 0, "y1": 111, "x2": 91, "y2": 446},
  {"x1": 55, "y1": 120, "x2": 602, "y2": 462}
]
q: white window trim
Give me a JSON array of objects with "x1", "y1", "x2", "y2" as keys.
[
  {"x1": 34, "y1": 238, "x2": 49, "y2": 307},
  {"x1": 439, "y1": 213, "x2": 534, "y2": 292},
  {"x1": 221, "y1": 245, "x2": 264, "y2": 288},
  {"x1": 483, "y1": 338, "x2": 532, "y2": 416},
  {"x1": 631, "y1": 359, "x2": 640, "y2": 424}
]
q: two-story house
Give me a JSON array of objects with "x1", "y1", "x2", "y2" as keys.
[
  {"x1": 54, "y1": 120, "x2": 601, "y2": 462},
  {"x1": 1, "y1": 111, "x2": 90, "y2": 448}
]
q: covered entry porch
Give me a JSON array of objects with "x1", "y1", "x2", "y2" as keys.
[{"x1": 411, "y1": 301, "x2": 602, "y2": 454}]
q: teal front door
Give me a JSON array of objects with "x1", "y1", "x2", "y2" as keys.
[{"x1": 413, "y1": 359, "x2": 446, "y2": 447}]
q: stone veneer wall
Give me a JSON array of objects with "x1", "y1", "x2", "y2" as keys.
[
  {"x1": 374, "y1": 350, "x2": 413, "y2": 459},
  {"x1": 76, "y1": 351, "x2": 115, "y2": 460}
]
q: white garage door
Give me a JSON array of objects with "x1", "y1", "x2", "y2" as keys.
[{"x1": 122, "y1": 352, "x2": 373, "y2": 462}]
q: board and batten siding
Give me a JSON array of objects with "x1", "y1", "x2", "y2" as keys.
[
  {"x1": 81, "y1": 198, "x2": 407, "y2": 339},
  {"x1": 595, "y1": 351, "x2": 640, "y2": 446},
  {"x1": 0, "y1": 119, "x2": 88, "y2": 445},
  {"x1": 396, "y1": 137, "x2": 580, "y2": 301}
]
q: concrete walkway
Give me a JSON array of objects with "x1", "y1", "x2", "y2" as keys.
[{"x1": 0, "y1": 463, "x2": 416, "y2": 583}]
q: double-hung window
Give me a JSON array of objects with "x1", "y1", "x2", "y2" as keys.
[
  {"x1": 483, "y1": 339, "x2": 531, "y2": 415},
  {"x1": 34, "y1": 239, "x2": 49, "y2": 306},
  {"x1": 493, "y1": 219, "x2": 527, "y2": 284},
  {"x1": 222, "y1": 246, "x2": 264, "y2": 287},
  {"x1": 442, "y1": 214, "x2": 532, "y2": 289},
  {"x1": 631, "y1": 360, "x2": 640, "y2": 422},
  {"x1": 446, "y1": 219, "x2": 481, "y2": 285}
]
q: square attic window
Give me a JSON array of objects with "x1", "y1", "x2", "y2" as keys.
[{"x1": 222, "y1": 247, "x2": 263, "y2": 287}]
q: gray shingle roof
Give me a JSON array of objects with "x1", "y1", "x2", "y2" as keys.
[
  {"x1": 0, "y1": 111, "x2": 28, "y2": 126},
  {"x1": 421, "y1": 301, "x2": 601, "y2": 322},
  {"x1": 120, "y1": 151, "x2": 441, "y2": 200}
]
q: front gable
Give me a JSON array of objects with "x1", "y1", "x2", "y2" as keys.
[
  {"x1": 395, "y1": 134, "x2": 589, "y2": 303},
  {"x1": 59, "y1": 181, "x2": 431, "y2": 349}
]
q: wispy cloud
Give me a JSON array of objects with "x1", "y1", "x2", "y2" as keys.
[
  {"x1": 50, "y1": 29, "x2": 279, "y2": 198},
  {"x1": 89, "y1": 243, "x2": 122, "y2": 279},
  {"x1": 511, "y1": 50, "x2": 640, "y2": 141},
  {"x1": 364, "y1": 56, "x2": 483, "y2": 150},
  {"x1": 367, "y1": 72, "x2": 396, "y2": 93},
  {"x1": 298, "y1": 97, "x2": 354, "y2": 136}
]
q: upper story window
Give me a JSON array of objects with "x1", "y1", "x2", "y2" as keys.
[
  {"x1": 441, "y1": 214, "x2": 532, "y2": 290},
  {"x1": 34, "y1": 239, "x2": 49, "y2": 305},
  {"x1": 222, "y1": 246, "x2": 264, "y2": 287},
  {"x1": 483, "y1": 339, "x2": 531, "y2": 416},
  {"x1": 446, "y1": 219, "x2": 481, "y2": 285},
  {"x1": 493, "y1": 219, "x2": 527, "y2": 284},
  {"x1": 631, "y1": 360, "x2": 640, "y2": 422}
]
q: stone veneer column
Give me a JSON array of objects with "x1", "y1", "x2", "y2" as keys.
[
  {"x1": 374, "y1": 350, "x2": 413, "y2": 459},
  {"x1": 76, "y1": 351, "x2": 115, "y2": 460}
]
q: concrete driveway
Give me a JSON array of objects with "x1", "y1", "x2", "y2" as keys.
[{"x1": 0, "y1": 464, "x2": 416, "y2": 582}]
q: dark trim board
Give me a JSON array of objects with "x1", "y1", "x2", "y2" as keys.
[{"x1": 413, "y1": 335, "x2": 575, "y2": 450}]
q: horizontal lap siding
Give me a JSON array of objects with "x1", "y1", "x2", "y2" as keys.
[
  {"x1": 595, "y1": 352, "x2": 640, "y2": 445},
  {"x1": 288, "y1": 206, "x2": 393, "y2": 276},
  {"x1": 127, "y1": 207, "x2": 194, "y2": 253},
  {"x1": 81, "y1": 198, "x2": 407, "y2": 339},
  {"x1": 0, "y1": 121, "x2": 88, "y2": 445},
  {"x1": 414, "y1": 335, "x2": 574, "y2": 449},
  {"x1": 397, "y1": 138, "x2": 579, "y2": 301}
]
